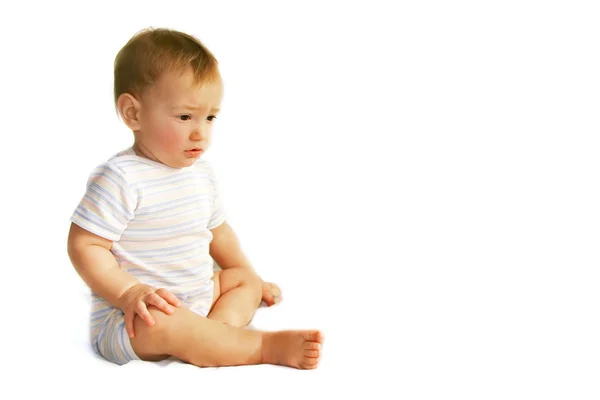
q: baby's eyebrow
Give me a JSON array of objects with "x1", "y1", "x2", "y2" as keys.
[{"x1": 174, "y1": 104, "x2": 220, "y2": 113}]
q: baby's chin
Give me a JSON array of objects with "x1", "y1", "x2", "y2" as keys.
[{"x1": 178, "y1": 156, "x2": 203, "y2": 168}]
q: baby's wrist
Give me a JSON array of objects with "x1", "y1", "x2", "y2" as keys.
[{"x1": 116, "y1": 282, "x2": 143, "y2": 308}]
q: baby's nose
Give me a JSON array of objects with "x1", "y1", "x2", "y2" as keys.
[{"x1": 190, "y1": 129, "x2": 207, "y2": 141}]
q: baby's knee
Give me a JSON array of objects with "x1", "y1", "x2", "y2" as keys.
[
  {"x1": 134, "y1": 306, "x2": 171, "y2": 336},
  {"x1": 245, "y1": 272, "x2": 264, "y2": 304},
  {"x1": 239, "y1": 269, "x2": 262, "y2": 292},
  {"x1": 131, "y1": 306, "x2": 172, "y2": 359}
]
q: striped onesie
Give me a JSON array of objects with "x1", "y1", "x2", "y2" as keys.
[{"x1": 70, "y1": 147, "x2": 226, "y2": 365}]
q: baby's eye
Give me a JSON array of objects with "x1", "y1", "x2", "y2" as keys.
[
  {"x1": 179, "y1": 115, "x2": 192, "y2": 121},
  {"x1": 207, "y1": 115, "x2": 217, "y2": 122}
]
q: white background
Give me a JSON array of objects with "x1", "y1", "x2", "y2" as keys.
[{"x1": 1, "y1": 0, "x2": 599, "y2": 398}]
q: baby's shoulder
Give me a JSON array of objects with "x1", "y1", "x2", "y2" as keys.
[
  {"x1": 105, "y1": 147, "x2": 144, "y2": 172},
  {"x1": 85, "y1": 148, "x2": 143, "y2": 186}
]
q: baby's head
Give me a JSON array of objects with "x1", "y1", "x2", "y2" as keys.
[{"x1": 114, "y1": 27, "x2": 223, "y2": 168}]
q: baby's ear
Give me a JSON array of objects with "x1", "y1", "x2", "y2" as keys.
[{"x1": 117, "y1": 93, "x2": 142, "y2": 131}]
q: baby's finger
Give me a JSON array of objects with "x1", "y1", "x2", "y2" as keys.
[
  {"x1": 147, "y1": 292, "x2": 175, "y2": 315},
  {"x1": 262, "y1": 289, "x2": 275, "y2": 306},
  {"x1": 156, "y1": 288, "x2": 182, "y2": 307},
  {"x1": 125, "y1": 313, "x2": 135, "y2": 338},
  {"x1": 136, "y1": 301, "x2": 155, "y2": 326}
]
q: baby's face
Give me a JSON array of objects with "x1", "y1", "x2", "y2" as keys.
[{"x1": 135, "y1": 68, "x2": 223, "y2": 168}]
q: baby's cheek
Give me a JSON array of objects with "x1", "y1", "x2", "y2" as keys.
[
  {"x1": 155, "y1": 126, "x2": 183, "y2": 151},
  {"x1": 163, "y1": 132, "x2": 182, "y2": 151}
]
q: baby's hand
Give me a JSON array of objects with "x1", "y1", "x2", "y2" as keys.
[
  {"x1": 261, "y1": 281, "x2": 282, "y2": 306},
  {"x1": 118, "y1": 284, "x2": 182, "y2": 338}
]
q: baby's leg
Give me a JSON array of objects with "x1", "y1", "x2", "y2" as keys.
[
  {"x1": 207, "y1": 268, "x2": 262, "y2": 327},
  {"x1": 130, "y1": 305, "x2": 323, "y2": 369}
]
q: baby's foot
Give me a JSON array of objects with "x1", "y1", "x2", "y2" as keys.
[{"x1": 261, "y1": 330, "x2": 324, "y2": 369}]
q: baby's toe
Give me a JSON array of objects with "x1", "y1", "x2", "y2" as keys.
[
  {"x1": 304, "y1": 349, "x2": 319, "y2": 358},
  {"x1": 300, "y1": 357, "x2": 319, "y2": 369},
  {"x1": 304, "y1": 341, "x2": 321, "y2": 350}
]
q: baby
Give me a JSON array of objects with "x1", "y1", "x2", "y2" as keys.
[{"x1": 67, "y1": 27, "x2": 323, "y2": 369}]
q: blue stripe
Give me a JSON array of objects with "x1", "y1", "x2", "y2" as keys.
[
  {"x1": 133, "y1": 275, "x2": 208, "y2": 288},
  {"x1": 91, "y1": 306, "x2": 114, "y2": 319},
  {"x1": 94, "y1": 164, "x2": 128, "y2": 185},
  {"x1": 208, "y1": 210, "x2": 225, "y2": 228},
  {"x1": 128, "y1": 254, "x2": 205, "y2": 266},
  {"x1": 113, "y1": 246, "x2": 206, "y2": 261},
  {"x1": 180, "y1": 282, "x2": 214, "y2": 299},
  {"x1": 135, "y1": 194, "x2": 210, "y2": 216},
  {"x1": 127, "y1": 269, "x2": 207, "y2": 282},
  {"x1": 124, "y1": 262, "x2": 209, "y2": 276},
  {"x1": 113, "y1": 160, "x2": 153, "y2": 170},
  {"x1": 123, "y1": 219, "x2": 203, "y2": 234},
  {"x1": 113, "y1": 241, "x2": 203, "y2": 255},
  {"x1": 106, "y1": 320, "x2": 116, "y2": 363},
  {"x1": 89, "y1": 183, "x2": 133, "y2": 220},
  {"x1": 75, "y1": 204, "x2": 119, "y2": 232},
  {"x1": 139, "y1": 180, "x2": 201, "y2": 199},
  {"x1": 118, "y1": 223, "x2": 206, "y2": 241},
  {"x1": 131, "y1": 171, "x2": 201, "y2": 190},
  {"x1": 102, "y1": 322, "x2": 112, "y2": 362},
  {"x1": 92, "y1": 336, "x2": 100, "y2": 355},
  {"x1": 96, "y1": 314, "x2": 113, "y2": 350},
  {"x1": 118, "y1": 321, "x2": 136, "y2": 362},
  {"x1": 132, "y1": 204, "x2": 208, "y2": 222},
  {"x1": 82, "y1": 194, "x2": 128, "y2": 226},
  {"x1": 91, "y1": 165, "x2": 135, "y2": 204},
  {"x1": 92, "y1": 296, "x2": 109, "y2": 304},
  {"x1": 180, "y1": 280, "x2": 213, "y2": 296},
  {"x1": 73, "y1": 208, "x2": 121, "y2": 236}
]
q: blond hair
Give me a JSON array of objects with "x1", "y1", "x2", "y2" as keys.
[{"x1": 114, "y1": 27, "x2": 220, "y2": 106}]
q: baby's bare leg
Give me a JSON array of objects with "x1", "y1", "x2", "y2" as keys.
[
  {"x1": 130, "y1": 306, "x2": 323, "y2": 369},
  {"x1": 207, "y1": 268, "x2": 262, "y2": 327}
]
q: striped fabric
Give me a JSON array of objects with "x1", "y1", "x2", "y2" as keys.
[{"x1": 71, "y1": 147, "x2": 226, "y2": 365}]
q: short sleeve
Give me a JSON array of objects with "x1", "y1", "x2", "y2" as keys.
[
  {"x1": 206, "y1": 163, "x2": 226, "y2": 230},
  {"x1": 70, "y1": 162, "x2": 137, "y2": 242}
]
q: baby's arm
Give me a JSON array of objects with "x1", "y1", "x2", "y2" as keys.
[
  {"x1": 209, "y1": 222, "x2": 254, "y2": 272},
  {"x1": 67, "y1": 223, "x2": 139, "y2": 307},
  {"x1": 67, "y1": 223, "x2": 181, "y2": 337}
]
